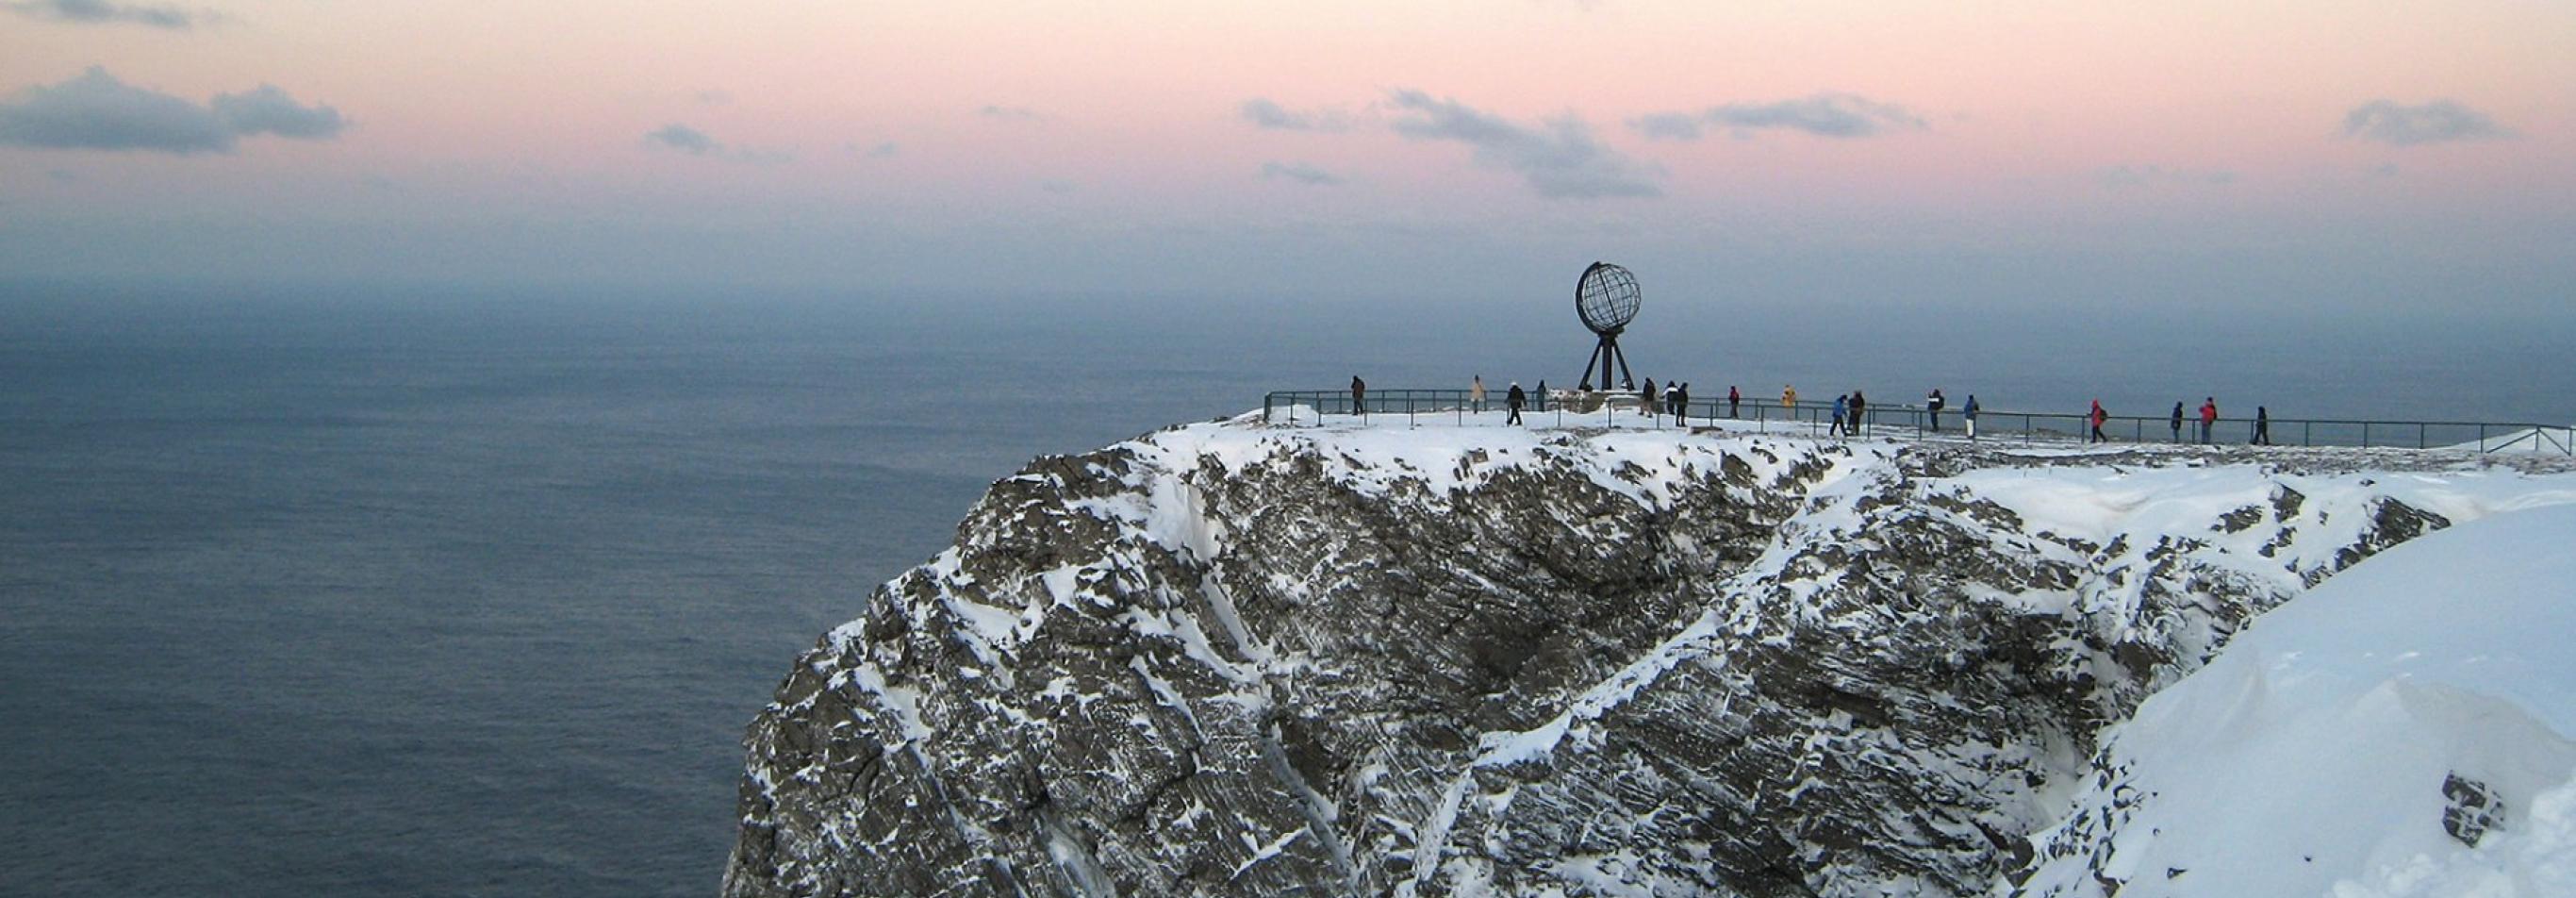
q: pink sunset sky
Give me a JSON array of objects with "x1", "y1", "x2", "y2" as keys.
[{"x1": 2, "y1": 0, "x2": 2569, "y2": 313}]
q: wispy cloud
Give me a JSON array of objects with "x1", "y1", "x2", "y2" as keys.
[
  {"x1": 642, "y1": 123, "x2": 789, "y2": 165},
  {"x1": 1239, "y1": 98, "x2": 1350, "y2": 132},
  {"x1": 1386, "y1": 90, "x2": 1660, "y2": 200},
  {"x1": 978, "y1": 105, "x2": 1045, "y2": 123},
  {"x1": 0, "y1": 67, "x2": 343, "y2": 154},
  {"x1": 1260, "y1": 161, "x2": 1342, "y2": 186},
  {"x1": 850, "y1": 141, "x2": 898, "y2": 158},
  {"x1": 2095, "y1": 164, "x2": 2237, "y2": 189},
  {"x1": 3, "y1": 0, "x2": 207, "y2": 29},
  {"x1": 1630, "y1": 92, "x2": 1926, "y2": 141},
  {"x1": 2340, "y1": 99, "x2": 2510, "y2": 147}
]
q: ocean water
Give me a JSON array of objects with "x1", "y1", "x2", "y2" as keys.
[{"x1": 1, "y1": 283, "x2": 2568, "y2": 897}]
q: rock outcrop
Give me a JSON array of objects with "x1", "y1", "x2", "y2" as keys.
[{"x1": 724, "y1": 421, "x2": 2563, "y2": 897}]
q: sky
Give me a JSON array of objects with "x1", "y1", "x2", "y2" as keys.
[{"x1": 2, "y1": 0, "x2": 2571, "y2": 316}]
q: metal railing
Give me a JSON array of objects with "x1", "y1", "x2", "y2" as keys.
[{"x1": 1261, "y1": 390, "x2": 2573, "y2": 456}]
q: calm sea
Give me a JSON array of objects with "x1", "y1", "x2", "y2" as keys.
[{"x1": 2, "y1": 282, "x2": 2568, "y2": 897}]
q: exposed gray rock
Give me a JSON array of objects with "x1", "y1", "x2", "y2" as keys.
[{"x1": 725, "y1": 423, "x2": 2565, "y2": 897}]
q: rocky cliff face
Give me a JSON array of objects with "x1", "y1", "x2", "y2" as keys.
[{"x1": 723, "y1": 421, "x2": 2557, "y2": 897}]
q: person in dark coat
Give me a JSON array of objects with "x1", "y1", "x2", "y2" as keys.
[
  {"x1": 1534, "y1": 380, "x2": 1547, "y2": 413},
  {"x1": 1640, "y1": 378, "x2": 1657, "y2": 420},
  {"x1": 1926, "y1": 388, "x2": 1945, "y2": 432},
  {"x1": 2089, "y1": 399, "x2": 2108, "y2": 443},
  {"x1": 2253, "y1": 406, "x2": 2271, "y2": 445},
  {"x1": 1676, "y1": 382, "x2": 1691, "y2": 424},
  {"x1": 1506, "y1": 381, "x2": 1527, "y2": 425},
  {"x1": 1850, "y1": 391, "x2": 1868, "y2": 436},
  {"x1": 1351, "y1": 375, "x2": 1366, "y2": 417},
  {"x1": 1728, "y1": 385, "x2": 1741, "y2": 419},
  {"x1": 2170, "y1": 402, "x2": 2185, "y2": 442}
]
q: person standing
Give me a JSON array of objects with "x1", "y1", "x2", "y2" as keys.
[
  {"x1": 1831, "y1": 393, "x2": 1849, "y2": 437},
  {"x1": 1926, "y1": 388, "x2": 1946, "y2": 432},
  {"x1": 1640, "y1": 378, "x2": 1657, "y2": 420},
  {"x1": 1728, "y1": 385, "x2": 1741, "y2": 419},
  {"x1": 1534, "y1": 379, "x2": 1547, "y2": 413},
  {"x1": 1964, "y1": 394, "x2": 1980, "y2": 441},
  {"x1": 1850, "y1": 391, "x2": 1868, "y2": 436},
  {"x1": 1471, "y1": 374, "x2": 1487, "y2": 414},
  {"x1": 2199, "y1": 397, "x2": 2219, "y2": 444},
  {"x1": 2089, "y1": 399, "x2": 2108, "y2": 443},
  {"x1": 1506, "y1": 381, "x2": 1527, "y2": 425},
  {"x1": 2253, "y1": 406, "x2": 2271, "y2": 445},
  {"x1": 2170, "y1": 402, "x2": 2185, "y2": 443},
  {"x1": 1351, "y1": 375, "x2": 1366, "y2": 418},
  {"x1": 1676, "y1": 382, "x2": 1693, "y2": 424}
]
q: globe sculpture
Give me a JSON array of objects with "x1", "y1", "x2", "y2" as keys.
[{"x1": 1574, "y1": 261, "x2": 1641, "y2": 391}]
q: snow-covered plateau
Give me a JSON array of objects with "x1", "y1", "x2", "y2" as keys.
[{"x1": 723, "y1": 412, "x2": 2576, "y2": 897}]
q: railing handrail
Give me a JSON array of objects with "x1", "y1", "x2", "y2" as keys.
[{"x1": 1259, "y1": 388, "x2": 2573, "y2": 456}]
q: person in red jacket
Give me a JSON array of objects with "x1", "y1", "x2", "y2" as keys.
[
  {"x1": 2199, "y1": 397, "x2": 2219, "y2": 444},
  {"x1": 2089, "y1": 399, "x2": 2108, "y2": 443}
]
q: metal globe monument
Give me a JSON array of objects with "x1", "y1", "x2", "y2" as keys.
[{"x1": 1574, "y1": 261, "x2": 1641, "y2": 391}]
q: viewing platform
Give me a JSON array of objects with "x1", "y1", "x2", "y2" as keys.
[{"x1": 1262, "y1": 389, "x2": 2574, "y2": 456}]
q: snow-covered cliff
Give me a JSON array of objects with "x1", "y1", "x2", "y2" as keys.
[{"x1": 724, "y1": 416, "x2": 2576, "y2": 897}]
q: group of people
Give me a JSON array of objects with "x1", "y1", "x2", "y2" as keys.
[
  {"x1": 2080, "y1": 396, "x2": 2273, "y2": 445},
  {"x1": 1359, "y1": 374, "x2": 2272, "y2": 448}
]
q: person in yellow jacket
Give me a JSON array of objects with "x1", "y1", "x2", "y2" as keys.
[{"x1": 1783, "y1": 384, "x2": 1797, "y2": 409}]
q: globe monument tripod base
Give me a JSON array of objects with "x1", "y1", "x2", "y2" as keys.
[{"x1": 1580, "y1": 329, "x2": 1634, "y2": 391}]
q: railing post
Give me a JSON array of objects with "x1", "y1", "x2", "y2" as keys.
[
  {"x1": 2363, "y1": 422, "x2": 2370, "y2": 448},
  {"x1": 2419, "y1": 423, "x2": 2426, "y2": 449}
]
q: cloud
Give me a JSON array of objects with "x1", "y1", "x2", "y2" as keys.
[
  {"x1": 1385, "y1": 90, "x2": 1660, "y2": 199},
  {"x1": 1629, "y1": 92, "x2": 1926, "y2": 141},
  {"x1": 644, "y1": 123, "x2": 721, "y2": 155},
  {"x1": 2095, "y1": 164, "x2": 2237, "y2": 189},
  {"x1": 3, "y1": 0, "x2": 204, "y2": 29},
  {"x1": 1260, "y1": 161, "x2": 1342, "y2": 186},
  {"x1": 0, "y1": 67, "x2": 342, "y2": 154},
  {"x1": 211, "y1": 85, "x2": 346, "y2": 139},
  {"x1": 642, "y1": 123, "x2": 789, "y2": 165},
  {"x1": 857, "y1": 141, "x2": 898, "y2": 158},
  {"x1": 2341, "y1": 99, "x2": 2510, "y2": 146},
  {"x1": 1239, "y1": 98, "x2": 1350, "y2": 132},
  {"x1": 978, "y1": 105, "x2": 1045, "y2": 123}
]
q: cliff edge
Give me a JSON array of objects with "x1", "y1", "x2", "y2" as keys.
[{"x1": 724, "y1": 418, "x2": 2574, "y2": 896}]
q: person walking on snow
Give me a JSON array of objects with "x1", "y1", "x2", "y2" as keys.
[
  {"x1": 2089, "y1": 400, "x2": 2108, "y2": 443},
  {"x1": 1470, "y1": 375, "x2": 1486, "y2": 413},
  {"x1": 2170, "y1": 402, "x2": 2185, "y2": 443},
  {"x1": 1728, "y1": 385, "x2": 1741, "y2": 419},
  {"x1": 2253, "y1": 406, "x2": 2271, "y2": 445},
  {"x1": 1964, "y1": 394, "x2": 1980, "y2": 441},
  {"x1": 2199, "y1": 397, "x2": 2219, "y2": 444},
  {"x1": 1351, "y1": 375, "x2": 1366, "y2": 418},
  {"x1": 1831, "y1": 393, "x2": 1849, "y2": 437},
  {"x1": 1926, "y1": 388, "x2": 1946, "y2": 433},
  {"x1": 1506, "y1": 381, "x2": 1527, "y2": 425}
]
